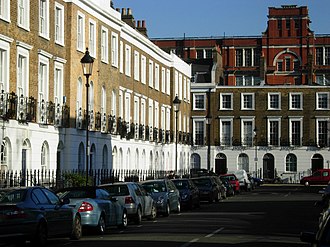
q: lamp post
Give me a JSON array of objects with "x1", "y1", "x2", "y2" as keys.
[
  {"x1": 206, "y1": 115, "x2": 212, "y2": 171},
  {"x1": 253, "y1": 128, "x2": 258, "y2": 178},
  {"x1": 173, "y1": 95, "x2": 181, "y2": 173},
  {"x1": 81, "y1": 48, "x2": 94, "y2": 186}
]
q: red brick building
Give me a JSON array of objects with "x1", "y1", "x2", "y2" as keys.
[{"x1": 153, "y1": 5, "x2": 330, "y2": 181}]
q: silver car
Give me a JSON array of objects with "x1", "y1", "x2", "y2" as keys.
[
  {"x1": 140, "y1": 179, "x2": 181, "y2": 216},
  {"x1": 56, "y1": 186, "x2": 128, "y2": 234},
  {"x1": 99, "y1": 182, "x2": 157, "y2": 224}
]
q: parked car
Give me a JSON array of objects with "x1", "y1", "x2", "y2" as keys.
[
  {"x1": 56, "y1": 186, "x2": 127, "y2": 234},
  {"x1": 140, "y1": 179, "x2": 180, "y2": 216},
  {"x1": 300, "y1": 169, "x2": 330, "y2": 186},
  {"x1": 219, "y1": 176, "x2": 235, "y2": 197},
  {"x1": 191, "y1": 176, "x2": 221, "y2": 203},
  {"x1": 233, "y1": 170, "x2": 252, "y2": 191},
  {"x1": 99, "y1": 182, "x2": 157, "y2": 224},
  {"x1": 301, "y1": 206, "x2": 330, "y2": 246},
  {"x1": 0, "y1": 186, "x2": 82, "y2": 246},
  {"x1": 172, "y1": 178, "x2": 200, "y2": 209},
  {"x1": 220, "y1": 174, "x2": 241, "y2": 194},
  {"x1": 213, "y1": 176, "x2": 227, "y2": 199}
]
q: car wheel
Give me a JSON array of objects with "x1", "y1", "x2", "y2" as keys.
[
  {"x1": 71, "y1": 215, "x2": 82, "y2": 240},
  {"x1": 32, "y1": 221, "x2": 47, "y2": 247},
  {"x1": 147, "y1": 204, "x2": 157, "y2": 220},
  {"x1": 97, "y1": 215, "x2": 106, "y2": 234},
  {"x1": 135, "y1": 207, "x2": 142, "y2": 225},
  {"x1": 118, "y1": 211, "x2": 128, "y2": 229},
  {"x1": 163, "y1": 202, "x2": 170, "y2": 217}
]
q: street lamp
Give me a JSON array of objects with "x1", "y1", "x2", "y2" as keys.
[
  {"x1": 173, "y1": 95, "x2": 181, "y2": 173},
  {"x1": 206, "y1": 115, "x2": 212, "y2": 171},
  {"x1": 81, "y1": 48, "x2": 94, "y2": 186},
  {"x1": 253, "y1": 128, "x2": 258, "y2": 178}
]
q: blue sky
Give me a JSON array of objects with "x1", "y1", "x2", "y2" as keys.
[{"x1": 114, "y1": 0, "x2": 330, "y2": 38}]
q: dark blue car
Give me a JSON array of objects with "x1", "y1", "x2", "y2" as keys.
[{"x1": 172, "y1": 178, "x2": 200, "y2": 209}]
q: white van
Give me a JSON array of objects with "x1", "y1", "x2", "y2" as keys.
[{"x1": 233, "y1": 170, "x2": 251, "y2": 192}]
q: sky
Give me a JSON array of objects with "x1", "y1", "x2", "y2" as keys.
[{"x1": 114, "y1": 0, "x2": 330, "y2": 38}]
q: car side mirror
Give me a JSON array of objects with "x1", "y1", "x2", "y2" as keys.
[{"x1": 61, "y1": 197, "x2": 70, "y2": 205}]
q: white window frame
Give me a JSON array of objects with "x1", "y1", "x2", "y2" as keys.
[
  {"x1": 179, "y1": 73, "x2": 183, "y2": 100},
  {"x1": 0, "y1": 0, "x2": 10, "y2": 22},
  {"x1": 220, "y1": 93, "x2": 233, "y2": 110},
  {"x1": 193, "y1": 93, "x2": 206, "y2": 110},
  {"x1": 77, "y1": 11, "x2": 85, "y2": 52},
  {"x1": 101, "y1": 86, "x2": 106, "y2": 114},
  {"x1": 77, "y1": 78, "x2": 83, "y2": 109},
  {"x1": 148, "y1": 99, "x2": 153, "y2": 127},
  {"x1": 111, "y1": 90, "x2": 116, "y2": 116},
  {"x1": 119, "y1": 41, "x2": 123, "y2": 73},
  {"x1": 166, "y1": 69, "x2": 170, "y2": 95},
  {"x1": 111, "y1": 32, "x2": 118, "y2": 67},
  {"x1": 39, "y1": 0, "x2": 50, "y2": 39},
  {"x1": 18, "y1": 0, "x2": 30, "y2": 30},
  {"x1": 316, "y1": 92, "x2": 330, "y2": 110},
  {"x1": 289, "y1": 117, "x2": 303, "y2": 146},
  {"x1": 88, "y1": 19, "x2": 96, "y2": 58},
  {"x1": 268, "y1": 92, "x2": 281, "y2": 110},
  {"x1": 124, "y1": 92, "x2": 131, "y2": 122},
  {"x1": 141, "y1": 55, "x2": 146, "y2": 84},
  {"x1": 54, "y1": 2, "x2": 64, "y2": 46},
  {"x1": 125, "y1": 44, "x2": 131, "y2": 77},
  {"x1": 134, "y1": 50, "x2": 139, "y2": 81},
  {"x1": 161, "y1": 67, "x2": 166, "y2": 93},
  {"x1": 316, "y1": 117, "x2": 330, "y2": 147},
  {"x1": 54, "y1": 61, "x2": 64, "y2": 106},
  {"x1": 101, "y1": 26, "x2": 108, "y2": 63},
  {"x1": 289, "y1": 92, "x2": 303, "y2": 110},
  {"x1": 38, "y1": 53, "x2": 50, "y2": 103},
  {"x1": 148, "y1": 60, "x2": 154, "y2": 88},
  {"x1": 193, "y1": 118, "x2": 206, "y2": 146},
  {"x1": 154, "y1": 63, "x2": 159, "y2": 91},
  {"x1": 0, "y1": 37, "x2": 12, "y2": 93},
  {"x1": 17, "y1": 43, "x2": 32, "y2": 97},
  {"x1": 134, "y1": 96, "x2": 139, "y2": 124},
  {"x1": 241, "y1": 117, "x2": 254, "y2": 146},
  {"x1": 267, "y1": 117, "x2": 281, "y2": 146},
  {"x1": 154, "y1": 102, "x2": 159, "y2": 129},
  {"x1": 219, "y1": 118, "x2": 233, "y2": 146},
  {"x1": 241, "y1": 93, "x2": 255, "y2": 110}
]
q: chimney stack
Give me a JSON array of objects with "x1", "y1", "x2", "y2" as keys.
[
  {"x1": 136, "y1": 19, "x2": 148, "y2": 37},
  {"x1": 121, "y1": 8, "x2": 135, "y2": 28}
]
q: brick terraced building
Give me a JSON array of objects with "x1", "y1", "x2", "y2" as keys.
[{"x1": 153, "y1": 5, "x2": 330, "y2": 182}]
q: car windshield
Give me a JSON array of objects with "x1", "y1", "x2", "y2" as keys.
[
  {"x1": 173, "y1": 180, "x2": 189, "y2": 190},
  {"x1": 142, "y1": 181, "x2": 166, "y2": 193},
  {"x1": 104, "y1": 185, "x2": 129, "y2": 196},
  {"x1": 0, "y1": 189, "x2": 26, "y2": 203},
  {"x1": 223, "y1": 175, "x2": 236, "y2": 181},
  {"x1": 193, "y1": 178, "x2": 211, "y2": 187}
]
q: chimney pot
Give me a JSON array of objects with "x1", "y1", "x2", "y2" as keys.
[
  {"x1": 122, "y1": 8, "x2": 126, "y2": 15},
  {"x1": 137, "y1": 20, "x2": 141, "y2": 28},
  {"x1": 127, "y1": 8, "x2": 132, "y2": 15},
  {"x1": 142, "y1": 20, "x2": 146, "y2": 28}
]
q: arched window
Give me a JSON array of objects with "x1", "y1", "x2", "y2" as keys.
[
  {"x1": 286, "y1": 154, "x2": 297, "y2": 172},
  {"x1": 0, "y1": 140, "x2": 7, "y2": 168},
  {"x1": 78, "y1": 142, "x2": 84, "y2": 170},
  {"x1": 238, "y1": 153, "x2": 249, "y2": 172},
  {"x1": 102, "y1": 145, "x2": 108, "y2": 169},
  {"x1": 41, "y1": 142, "x2": 49, "y2": 171},
  {"x1": 191, "y1": 154, "x2": 201, "y2": 169}
]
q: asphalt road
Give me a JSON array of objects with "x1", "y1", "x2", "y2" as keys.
[{"x1": 5, "y1": 184, "x2": 324, "y2": 247}]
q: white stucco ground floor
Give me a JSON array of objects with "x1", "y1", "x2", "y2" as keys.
[
  {"x1": 191, "y1": 145, "x2": 330, "y2": 183},
  {"x1": 0, "y1": 121, "x2": 191, "y2": 177}
]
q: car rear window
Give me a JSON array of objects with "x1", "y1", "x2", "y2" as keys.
[
  {"x1": 142, "y1": 181, "x2": 166, "y2": 193},
  {"x1": 105, "y1": 185, "x2": 129, "y2": 196},
  {"x1": 173, "y1": 180, "x2": 189, "y2": 190},
  {"x1": 0, "y1": 189, "x2": 26, "y2": 203}
]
